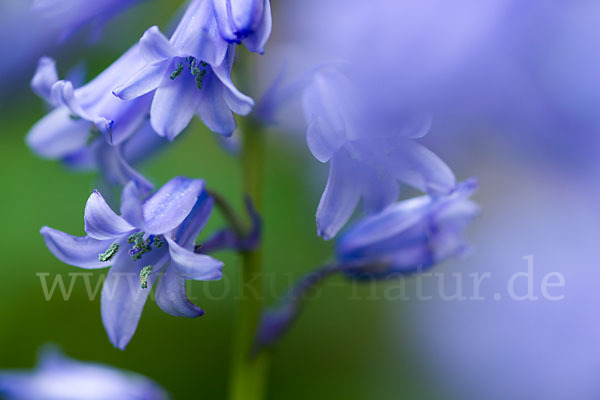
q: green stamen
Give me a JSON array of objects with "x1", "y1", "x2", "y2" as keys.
[
  {"x1": 170, "y1": 62, "x2": 184, "y2": 80},
  {"x1": 98, "y1": 243, "x2": 119, "y2": 262},
  {"x1": 154, "y1": 235, "x2": 165, "y2": 248},
  {"x1": 140, "y1": 265, "x2": 153, "y2": 289}
]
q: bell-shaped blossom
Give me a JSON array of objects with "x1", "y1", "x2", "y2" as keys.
[
  {"x1": 303, "y1": 68, "x2": 456, "y2": 239},
  {"x1": 27, "y1": 51, "x2": 165, "y2": 191},
  {"x1": 0, "y1": 347, "x2": 168, "y2": 400},
  {"x1": 255, "y1": 180, "x2": 478, "y2": 349},
  {"x1": 113, "y1": 0, "x2": 254, "y2": 139},
  {"x1": 32, "y1": 0, "x2": 147, "y2": 42},
  {"x1": 40, "y1": 177, "x2": 224, "y2": 349},
  {"x1": 213, "y1": 0, "x2": 272, "y2": 53},
  {"x1": 336, "y1": 179, "x2": 479, "y2": 280}
]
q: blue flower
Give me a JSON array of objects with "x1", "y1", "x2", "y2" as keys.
[
  {"x1": 27, "y1": 49, "x2": 166, "y2": 191},
  {"x1": 213, "y1": 0, "x2": 272, "y2": 53},
  {"x1": 0, "y1": 346, "x2": 168, "y2": 400},
  {"x1": 113, "y1": 1, "x2": 254, "y2": 139},
  {"x1": 40, "y1": 177, "x2": 224, "y2": 349},
  {"x1": 303, "y1": 68, "x2": 456, "y2": 239},
  {"x1": 32, "y1": 0, "x2": 147, "y2": 42},
  {"x1": 336, "y1": 179, "x2": 479, "y2": 280},
  {"x1": 255, "y1": 181, "x2": 478, "y2": 350}
]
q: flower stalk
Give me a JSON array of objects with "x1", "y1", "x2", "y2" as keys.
[{"x1": 229, "y1": 118, "x2": 269, "y2": 400}]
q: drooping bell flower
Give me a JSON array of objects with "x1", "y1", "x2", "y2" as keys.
[
  {"x1": 213, "y1": 0, "x2": 272, "y2": 53},
  {"x1": 0, "y1": 346, "x2": 168, "y2": 400},
  {"x1": 113, "y1": 0, "x2": 254, "y2": 139},
  {"x1": 302, "y1": 68, "x2": 456, "y2": 239},
  {"x1": 41, "y1": 177, "x2": 224, "y2": 349},
  {"x1": 32, "y1": 0, "x2": 147, "y2": 42},
  {"x1": 27, "y1": 50, "x2": 166, "y2": 192}
]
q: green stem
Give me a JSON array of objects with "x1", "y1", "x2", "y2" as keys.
[{"x1": 228, "y1": 119, "x2": 269, "y2": 400}]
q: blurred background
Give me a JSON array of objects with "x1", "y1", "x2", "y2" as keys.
[{"x1": 1, "y1": 0, "x2": 599, "y2": 399}]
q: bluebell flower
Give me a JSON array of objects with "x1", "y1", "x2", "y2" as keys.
[
  {"x1": 113, "y1": 0, "x2": 254, "y2": 139},
  {"x1": 255, "y1": 180, "x2": 478, "y2": 349},
  {"x1": 40, "y1": 177, "x2": 224, "y2": 349},
  {"x1": 213, "y1": 0, "x2": 272, "y2": 53},
  {"x1": 32, "y1": 0, "x2": 147, "y2": 42},
  {"x1": 303, "y1": 69, "x2": 456, "y2": 239},
  {"x1": 0, "y1": 346, "x2": 168, "y2": 400},
  {"x1": 27, "y1": 49, "x2": 166, "y2": 191},
  {"x1": 337, "y1": 179, "x2": 479, "y2": 280}
]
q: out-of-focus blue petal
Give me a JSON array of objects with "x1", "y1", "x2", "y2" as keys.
[
  {"x1": 32, "y1": 0, "x2": 147, "y2": 43},
  {"x1": 337, "y1": 179, "x2": 479, "y2": 278},
  {"x1": 155, "y1": 264, "x2": 205, "y2": 317},
  {"x1": 26, "y1": 108, "x2": 90, "y2": 159},
  {"x1": 40, "y1": 227, "x2": 114, "y2": 269},
  {"x1": 96, "y1": 143, "x2": 155, "y2": 193},
  {"x1": 31, "y1": 57, "x2": 58, "y2": 104},
  {"x1": 141, "y1": 177, "x2": 205, "y2": 234},
  {"x1": 384, "y1": 139, "x2": 456, "y2": 195},
  {"x1": 84, "y1": 190, "x2": 135, "y2": 240},
  {"x1": 166, "y1": 237, "x2": 223, "y2": 280},
  {"x1": 316, "y1": 152, "x2": 362, "y2": 240},
  {"x1": 0, "y1": 346, "x2": 169, "y2": 400},
  {"x1": 150, "y1": 64, "x2": 203, "y2": 140}
]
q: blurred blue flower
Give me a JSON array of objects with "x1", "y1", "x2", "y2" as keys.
[
  {"x1": 337, "y1": 179, "x2": 479, "y2": 280},
  {"x1": 32, "y1": 0, "x2": 147, "y2": 42},
  {"x1": 40, "y1": 177, "x2": 224, "y2": 349},
  {"x1": 0, "y1": 346, "x2": 168, "y2": 400},
  {"x1": 213, "y1": 0, "x2": 272, "y2": 53},
  {"x1": 113, "y1": 0, "x2": 254, "y2": 139},
  {"x1": 27, "y1": 48, "x2": 166, "y2": 191},
  {"x1": 255, "y1": 181, "x2": 478, "y2": 349},
  {"x1": 302, "y1": 68, "x2": 456, "y2": 239}
]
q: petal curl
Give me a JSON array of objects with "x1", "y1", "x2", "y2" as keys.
[
  {"x1": 84, "y1": 190, "x2": 135, "y2": 240},
  {"x1": 166, "y1": 237, "x2": 223, "y2": 280},
  {"x1": 155, "y1": 264, "x2": 205, "y2": 317}
]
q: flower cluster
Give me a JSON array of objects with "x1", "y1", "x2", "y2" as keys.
[{"x1": 23, "y1": 0, "x2": 479, "y2": 397}]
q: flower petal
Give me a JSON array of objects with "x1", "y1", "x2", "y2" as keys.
[
  {"x1": 26, "y1": 107, "x2": 90, "y2": 159},
  {"x1": 84, "y1": 190, "x2": 135, "y2": 240},
  {"x1": 113, "y1": 62, "x2": 168, "y2": 101},
  {"x1": 96, "y1": 144, "x2": 155, "y2": 193},
  {"x1": 155, "y1": 264, "x2": 205, "y2": 317},
  {"x1": 196, "y1": 72, "x2": 237, "y2": 136},
  {"x1": 139, "y1": 26, "x2": 175, "y2": 64},
  {"x1": 213, "y1": 0, "x2": 238, "y2": 42},
  {"x1": 101, "y1": 251, "x2": 165, "y2": 350},
  {"x1": 142, "y1": 177, "x2": 205, "y2": 234},
  {"x1": 40, "y1": 227, "x2": 115, "y2": 269},
  {"x1": 242, "y1": 0, "x2": 272, "y2": 54},
  {"x1": 120, "y1": 181, "x2": 145, "y2": 227},
  {"x1": 31, "y1": 57, "x2": 59, "y2": 104},
  {"x1": 387, "y1": 139, "x2": 456, "y2": 195},
  {"x1": 166, "y1": 237, "x2": 223, "y2": 280},
  {"x1": 212, "y1": 47, "x2": 255, "y2": 115},
  {"x1": 316, "y1": 151, "x2": 361, "y2": 240},
  {"x1": 150, "y1": 68, "x2": 202, "y2": 140},
  {"x1": 172, "y1": 192, "x2": 214, "y2": 248}
]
